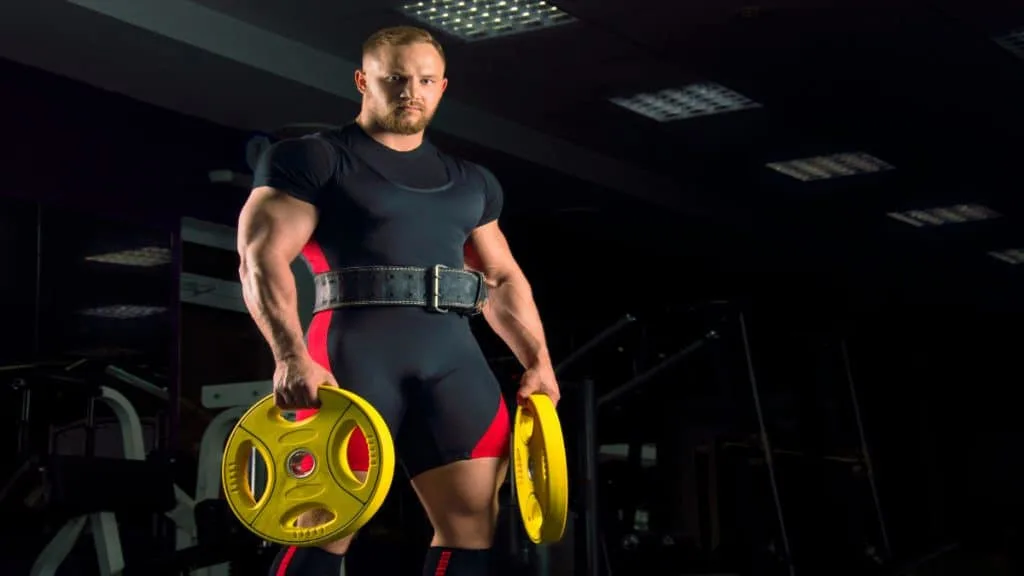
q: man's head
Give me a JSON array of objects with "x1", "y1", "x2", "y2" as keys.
[{"x1": 355, "y1": 26, "x2": 448, "y2": 136}]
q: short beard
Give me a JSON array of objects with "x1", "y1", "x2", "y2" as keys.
[{"x1": 375, "y1": 107, "x2": 432, "y2": 135}]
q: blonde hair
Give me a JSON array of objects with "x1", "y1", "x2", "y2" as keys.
[{"x1": 362, "y1": 26, "x2": 446, "y2": 64}]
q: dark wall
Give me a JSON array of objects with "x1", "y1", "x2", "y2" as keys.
[
  {"x1": 745, "y1": 305, "x2": 1023, "y2": 568},
  {"x1": 3, "y1": 59, "x2": 251, "y2": 228},
  {"x1": 0, "y1": 198, "x2": 40, "y2": 364}
]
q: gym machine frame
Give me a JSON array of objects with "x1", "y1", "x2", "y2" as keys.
[
  {"x1": 28, "y1": 378, "x2": 193, "y2": 576},
  {"x1": 512, "y1": 312, "x2": 727, "y2": 576},
  {"x1": 551, "y1": 314, "x2": 637, "y2": 576},
  {"x1": 585, "y1": 306, "x2": 895, "y2": 576},
  {"x1": 597, "y1": 307, "x2": 890, "y2": 576},
  {"x1": 26, "y1": 365, "x2": 273, "y2": 576}
]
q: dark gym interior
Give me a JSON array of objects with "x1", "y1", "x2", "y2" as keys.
[{"x1": 2, "y1": 1, "x2": 1023, "y2": 574}]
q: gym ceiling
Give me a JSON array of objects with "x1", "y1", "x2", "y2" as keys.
[{"x1": 2, "y1": 0, "x2": 1023, "y2": 351}]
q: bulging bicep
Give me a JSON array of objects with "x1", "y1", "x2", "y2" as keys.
[{"x1": 238, "y1": 186, "x2": 319, "y2": 266}]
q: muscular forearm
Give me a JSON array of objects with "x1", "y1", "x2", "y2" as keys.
[
  {"x1": 482, "y1": 273, "x2": 552, "y2": 370},
  {"x1": 239, "y1": 254, "x2": 307, "y2": 362}
]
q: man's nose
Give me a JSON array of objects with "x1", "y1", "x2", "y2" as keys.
[{"x1": 399, "y1": 80, "x2": 417, "y2": 99}]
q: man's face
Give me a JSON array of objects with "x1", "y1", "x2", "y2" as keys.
[{"x1": 357, "y1": 42, "x2": 448, "y2": 136}]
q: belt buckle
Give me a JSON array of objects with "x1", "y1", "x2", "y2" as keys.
[{"x1": 427, "y1": 264, "x2": 448, "y2": 314}]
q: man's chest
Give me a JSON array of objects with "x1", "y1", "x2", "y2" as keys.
[{"x1": 328, "y1": 171, "x2": 485, "y2": 236}]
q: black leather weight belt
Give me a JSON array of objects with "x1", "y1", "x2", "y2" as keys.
[{"x1": 312, "y1": 265, "x2": 487, "y2": 315}]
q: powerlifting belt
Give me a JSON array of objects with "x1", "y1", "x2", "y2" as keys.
[{"x1": 312, "y1": 265, "x2": 487, "y2": 315}]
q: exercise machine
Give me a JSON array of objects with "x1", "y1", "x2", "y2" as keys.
[
  {"x1": 26, "y1": 364, "x2": 272, "y2": 576},
  {"x1": 30, "y1": 384, "x2": 153, "y2": 576},
  {"x1": 190, "y1": 379, "x2": 271, "y2": 576}
]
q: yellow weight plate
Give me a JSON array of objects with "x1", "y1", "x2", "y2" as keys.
[
  {"x1": 221, "y1": 386, "x2": 395, "y2": 547},
  {"x1": 513, "y1": 394, "x2": 569, "y2": 544}
]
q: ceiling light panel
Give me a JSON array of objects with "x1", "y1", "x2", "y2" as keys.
[
  {"x1": 988, "y1": 248, "x2": 1024, "y2": 265},
  {"x1": 886, "y1": 204, "x2": 1001, "y2": 227},
  {"x1": 85, "y1": 247, "x2": 171, "y2": 267},
  {"x1": 398, "y1": 0, "x2": 575, "y2": 42},
  {"x1": 993, "y1": 27, "x2": 1024, "y2": 60},
  {"x1": 610, "y1": 82, "x2": 761, "y2": 122},
  {"x1": 766, "y1": 152, "x2": 893, "y2": 181},
  {"x1": 78, "y1": 305, "x2": 167, "y2": 319}
]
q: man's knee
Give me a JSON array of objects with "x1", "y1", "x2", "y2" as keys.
[
  {"x1": 418, "y1": 465, "x2": 504, "y2": 576},
  {"x1": 294, "y1": 509, "x2": 358, "y2": 554},
  {"x1": 269, "y1": 544, "x2": 347, "y2": 576},
  {"x1": 320, "y1": 534, "x2": 355, "y2": 555},
  {"x1": 437, "y1": 487, "x2": 497, "y2": 524},
  {"x1": 413, "y1": 458, "x2": 505, "y2": 548},
  {"x1": 432, "y1": 506, "x2": 499, "y2": 550}
]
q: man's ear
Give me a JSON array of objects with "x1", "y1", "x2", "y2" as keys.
[{"x1": 354, "y1": 69, "x2": 367, "y2": 94}]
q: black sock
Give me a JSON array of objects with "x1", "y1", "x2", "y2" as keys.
[
  {"x1": 268, "y1": 546, "x2": 345, "y2": 576},
  {"x1": 422, "y1": 547, "x2": 491, "y2": 576}
]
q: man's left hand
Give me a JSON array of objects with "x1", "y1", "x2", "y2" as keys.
[{"x1": 518, "y1": 363, "x2": 560, "y2": 407}]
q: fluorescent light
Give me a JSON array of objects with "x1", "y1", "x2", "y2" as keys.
[
  {"x1": 78, "y1": 305, "x2": 167, "y2": 319},
  {"x1": 766, "y1": 152, "x2": 893, "y2": 181},
  {"x1": 886, "y1": 204, "x2": 1001, "y2": 227},
  {"x1": 398, "y1": 0, "x2": 575, "y2": 42},
  {"x1": 85, "y1": 247, "x2": 171, "y2": 267},
  {"x1": 610, "y1": 82, "x2": 761, "y2": 122},
  {"x1": 988, "y1": 248, "x2": 1024, "y2": 264},
  {"x1": 993, "y1": 27, "x2": 1024, "y2": 60}
]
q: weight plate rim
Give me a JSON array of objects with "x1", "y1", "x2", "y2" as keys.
[
  {"x1": 530, "y1": 395, "x2": 568, "y2": 543},
  {"x1": 513, "y1": 394, "x2": 569, "y2": 544},
  {"x1": 219, "y1": 387, "x2": 397, "y2": 546},
  {"x1": 529, "y1": 394, "x2": 569, "y2": 543},
  {"x1": 324, "y1": 388, "x2": 397, "y2": 540},
  {"x1": 512, "y1": 412, "x2": 541, "y2": 543},
  {"x1": 220, "y1": 393, "x2": 278, "y2": 531}
]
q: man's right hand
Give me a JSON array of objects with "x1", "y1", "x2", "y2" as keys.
[{"x1": 273, "y1": 354, "x2": 339, "y2": 410}]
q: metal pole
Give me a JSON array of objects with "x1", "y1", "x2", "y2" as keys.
[
  {"x1": 33, "y1": 203, "x2": 43, "y2": 359},
  {"x1": 578, "y1": 378, "x2": 600, "y2": 576},
  {"x1": 841, "y1": 340, "x2": 890, "y2": 557},
  {"x1": 167, "y1": 225, "x2": 183, "y2": 452},
  {"x1": 554, "y1": 315, "x2": 635, "y2": 377},
  {"x1": 597, "y1": 331, "x2": 716, "y2": 408},
  {"x1": 738, "y1": 311, "x2": 795, "y2": 576},
  {"x1": 16, "y1": 379, "x2": 31, "y2": 455}
]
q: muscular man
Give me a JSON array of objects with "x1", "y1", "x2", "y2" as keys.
[{"x1": 237, "y1": 26, "x2": 560, "y2": 576}]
